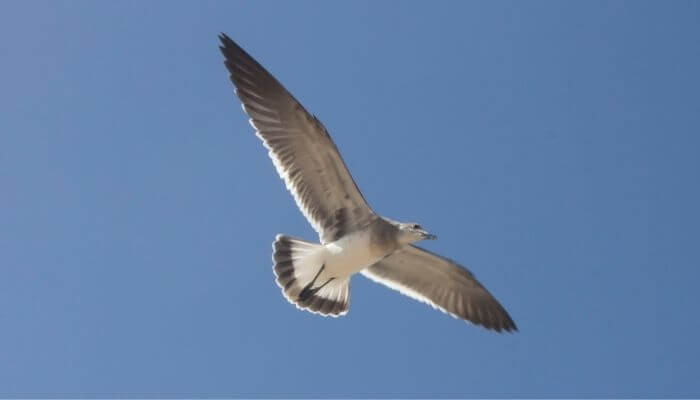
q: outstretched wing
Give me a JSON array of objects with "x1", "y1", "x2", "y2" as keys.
[
  {"x1": 219, "y1": 34, "x2": 375, "y2": 244},
  {"x1": 362, "y1": 245, "x2": 517, "y2": 332}
]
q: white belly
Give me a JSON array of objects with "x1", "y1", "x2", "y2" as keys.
[{"x1": 322, "y1": 230, "x2": 385, "y2": 279}]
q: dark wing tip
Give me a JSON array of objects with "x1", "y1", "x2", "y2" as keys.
[
  {"x1": 464, "y1": 298, "x2": 518, "y2": 333},
  {"x1": 218, "y1": 32, "x2": 233, "y2": 45},
  {"x1": 217, "y1": 33, "x2": 248, "y2": 62},
  {"x1": 505, "y1": 313, "x2": 518, "y2": 333},
  {"x1": 218, "y1": 32, "x2": 240, "y2": 58},
  {"x1": 484, "y1": 306, "x2": 518, "y2": 333},
  {"x1": 497, "y1": 317, "x2": 518, "y2": 333},
  {"x1": 216, "y1": 33, "x2": 269, "y2": 84}
]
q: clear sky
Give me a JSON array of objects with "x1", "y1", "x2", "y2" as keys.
[{"x1": 2, "y1": 0, "x2": 699, "y2": 397}]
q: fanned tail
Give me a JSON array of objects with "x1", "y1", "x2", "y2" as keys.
[{"x1": 272, "y1": 234, "x2": 350, "y2": 317}]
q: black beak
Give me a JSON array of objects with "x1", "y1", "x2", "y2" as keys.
[{"x1": 422, "y1": 231, "x2": 437, "y2": 240}]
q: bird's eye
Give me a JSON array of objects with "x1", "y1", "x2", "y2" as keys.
[{"x1": 413, "y1": 224, "x2": 422, "y2": 230}]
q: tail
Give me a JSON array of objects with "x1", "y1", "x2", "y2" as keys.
[{"x1": 272, "y1": 234, "x2": 350, "y2": 317}]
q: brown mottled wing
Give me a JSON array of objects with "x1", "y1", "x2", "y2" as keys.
[
  {"x1": 219, "y1": 34, "x2": 375, "y2": 243},
  {"x1": 362, "y1": 245, "x2": 517, "y2": 332}
]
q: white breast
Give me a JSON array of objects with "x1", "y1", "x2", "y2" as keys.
[{"x1": 322, "y1": 230, "x2": 385, "y2": 279}]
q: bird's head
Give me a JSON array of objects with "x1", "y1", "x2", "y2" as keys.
[{"x1": 396, "y1": 222, "x2": 437, "y2": 245}]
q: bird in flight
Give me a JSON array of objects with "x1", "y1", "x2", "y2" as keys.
[{"x1": 219, "y1": 34, "x2": 517, "y2": 332}]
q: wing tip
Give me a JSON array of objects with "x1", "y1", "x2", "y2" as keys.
[
  {"x1": 218, "y1": 32, "x2": 233, "y2": 46},
  {"x1": 487, "y1": 319, "x2": 518, "y2": 334},
  {"x1": 478, "y1": 310, "x2": 518, "y2": 333},
  {"x1": 218, "y1": 32, "x2": 245, "y2": 61},
  {"x1": 470, "y1": 301, "x2": 518, "y2": 333}
]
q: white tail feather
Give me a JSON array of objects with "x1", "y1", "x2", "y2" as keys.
[{"x1": 272, "y1": 234, "x2": 350, "y2": 317}]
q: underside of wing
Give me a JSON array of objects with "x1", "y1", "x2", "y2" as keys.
[
  {"x1": 219, "y1": 34, "x2": 375, "y2": 243},
  {"x1": 361, "y1": 245, "x2": 517, "y2": 332}
]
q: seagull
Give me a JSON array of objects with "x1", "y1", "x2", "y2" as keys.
[{"x1": 219, "y1": 34, "x2": 517, "y2": 332}]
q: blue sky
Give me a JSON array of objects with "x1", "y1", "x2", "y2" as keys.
[{"x1": 2, "y1": 0, "x2": 699, "y2": 397}]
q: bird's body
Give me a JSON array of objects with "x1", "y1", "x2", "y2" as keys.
[
  {"x1": 324, "y1": 226, "x2": 388, "y2": 279},
  {"x1": 219, "y1": 34, "x2": 518, "y2": 332},
  {"x1": 316, "y1": 217, "x2": 405, "y2": 279}
]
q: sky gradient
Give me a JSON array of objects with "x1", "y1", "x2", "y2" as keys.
[{"x1": 2, "y1": 1, "x2": 699, "y2": 397}]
